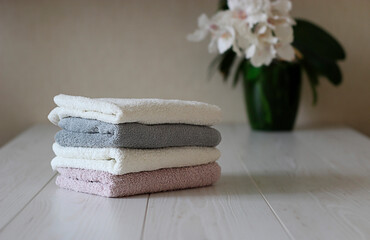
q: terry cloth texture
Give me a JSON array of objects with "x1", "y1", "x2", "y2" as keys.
[
  {"x1": 56, "y1": 162, "x2": 221, "y2": 197},
  {"x1": 51, "y1": 143, "x2": 221, "y2": 175},
  {"x1": 56, "y1": 117, "x2": 221, "y2": 148},
  {"x1": 48, "y1": 94, "x2": 222, "y2": 126}
]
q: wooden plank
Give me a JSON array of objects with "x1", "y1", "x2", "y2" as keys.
[
  {"x1": 0, "y1": 124, "x2": 57, "y2": 230},
  {"x1": 142, "y1": 125, "x2": 291, "y2": 240},
  {"x1": 233, "y1": 126, "x2": 370, "y2": 240},
  {"x1": 0, "y1": 176, "x2": 148, "y2": 240},
  {"x1": 296, "y1": 128, "x2": 370, "y2": 176}
]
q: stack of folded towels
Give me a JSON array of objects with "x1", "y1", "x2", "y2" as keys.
[{"x1": 48, "y1": 94, "x2": 222, "y2": 197}]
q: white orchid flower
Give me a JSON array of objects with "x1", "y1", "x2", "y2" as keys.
[
  {"x1": 247, "y1": 43, "x2": 276, "y2": 67},
  {"x1": 187, "y1": 14, "x2": 211, "y2": 42},
  {"x1": 230, "y1": 18, "x2": 255, "y2": 56},
  {"x1": 207, "y1": 25, "x2": 235, "y2": 54},
  {"x1": 271, "y1": 0, "x2": 292, "y2": 14},
  {"x1": 274, "y1": 25, "x2": 293, "y2": 44},
  {"x1": 276, "y1": 43, "x2": 295, "y2": 61},
  {"x1": 217, "y1": 26, "x2": 236, "y2": 53},
  {"x1": 245, "y1": 27, "x2": 278, "y2": 66},
  {"x1": 188, "y1": 12, "x2": 235, "y2": 54},
  {"x1": 273, "y1": 22, "x2": 295, "y2": 61},
  {"x1": 188, "y1": 0, "x2": 295, "y2": 67},
  {"x1": 228, "y1": 0, "x2": 270, "y2": 27},
  {"x1": 269, "y1": 0, "x2": 295, "y2": 27}
]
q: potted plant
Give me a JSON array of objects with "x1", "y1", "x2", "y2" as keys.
[{"x1": 188, "y1": 0, "x2": 345, "y2": 131}]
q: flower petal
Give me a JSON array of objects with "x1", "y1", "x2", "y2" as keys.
[
  {"x1": 208, "y1": 37, "x2": 218, "y2": 53},
  {"x1": 272, "y1": 0, "x2": 292, "y2": 14},
  {"x1": 217, "y1": 37, "x2": 233, "y2": 53},
  {"x1": 217, "y1": 27, "x2": 235, "y2": 53},
  {"x1": 276, "y1": 44, "x2": 295, "y2": 61},
  {"x1": 187, "y1": 29, "x2": 208, "y2": 42},
  {"x1": 227, "y1": 0, "x2": 241, "y2": 11},
  {"x1": 257, "y1": 24, "x2": 268, "y2": 34},
  {"x1": 274, "y1": 25, "x2": 293, "y2": 43},
  {"x1": 250, "y1": 44, "x2": 275, "y2": 67},
  {"x1": 246, "y1": 44, "x2": 256, "y2": 58},
  {"x1": 198, "y1": 14, "x2": 210, "y2": 28}
]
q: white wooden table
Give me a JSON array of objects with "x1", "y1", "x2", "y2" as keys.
[{"x1": 1, "y1": 124, "x2": 370, "y2": 240}]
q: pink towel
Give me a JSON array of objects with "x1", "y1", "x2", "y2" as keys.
[{"x1": 56, "y1": 163, "x2": 221, "y2": 197}]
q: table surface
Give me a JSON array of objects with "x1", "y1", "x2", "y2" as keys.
[{"x1": 1, "y1": 124, "x2": 370, "y2": 240}]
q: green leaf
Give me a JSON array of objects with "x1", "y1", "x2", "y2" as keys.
[
  {"x1": 219, "y1": 49, "x2": 236, "y2": 81},
  {"x1": 218, "y1": 0, "x2": 228, "y2": 10},
  {"x1": 293, "y1": 19, "x2": 346, "y2": 61},
  {"x1": 317, "y1": 61, "x2": 342, "y2": 86},
  {"x1": 305, "y1": 52, "x2": 342, "y2": 86},
  {"x1": 232, "y1": 60, "x2": 246, "y2": 88},
  {"x1": 302, "y1": 61, "x2": 319, "y2": 105}
]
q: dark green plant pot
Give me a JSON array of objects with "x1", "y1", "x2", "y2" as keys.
[{"x1": 243, "y1": 61, "x2": 302, "y2": 131}]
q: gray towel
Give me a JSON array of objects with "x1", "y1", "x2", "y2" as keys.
[{"x1": 55, "y1": 117, "x2": 221, "y2": 148}]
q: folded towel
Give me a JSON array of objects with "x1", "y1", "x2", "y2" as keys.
[
  {"x1": 56, "y1": 163, "x2": 221, "y2": 197},
  {"x1": 48, "y1": 94, "x2": 222, "y2": 126},
  {"x1": 56, "y1": 117, "x2": 221, "y2": 148},
  {"x1": 51, "y1": 143, "x2": 220, "y2": 175}
]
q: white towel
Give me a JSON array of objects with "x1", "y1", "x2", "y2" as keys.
[
  {"x1": 51, "y1": 143, "x2": 220, "y2": 175},
  {"x1": 48, "y1": 94, "x2": 222, "y2": 126}
]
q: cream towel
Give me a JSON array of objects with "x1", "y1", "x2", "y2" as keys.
[
  {"x1": 51, "y1": 143, "x2": 220, "y2": 175},
  {"x1": 48, "y1": 94, "x2": 222, "y2": 126}
]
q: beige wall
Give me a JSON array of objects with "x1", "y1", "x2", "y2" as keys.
[{"x1": 0, "y1": 0, "x2": 369, "y2": 146}]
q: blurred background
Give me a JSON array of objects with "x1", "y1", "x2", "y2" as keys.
[{"x1": 0, "y1": 0, "x2": 369, "y2": 146}]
